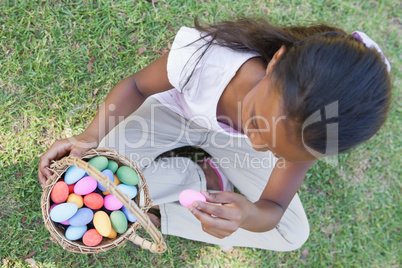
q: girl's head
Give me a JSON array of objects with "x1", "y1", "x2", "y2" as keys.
[
  {"x1": 196, "y1": 18, "x2": 392, "y2": 160},
  {"x1": 270, "y1": 30, "x2": 391, "y2": 159}
]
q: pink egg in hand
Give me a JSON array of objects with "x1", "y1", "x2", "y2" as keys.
[{"x1": 179, "y1": 189, "x2": 206, "y2": 208}]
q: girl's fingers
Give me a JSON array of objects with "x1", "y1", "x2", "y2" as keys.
[
  {"x1": 189, "y1": 206, "x2": 235, "y2": 239},
  {"x1": 192, "y1": 201, "x2": 237, "y2": 221},
  {"x1": 201, "y1": 190, "x2": 239, "y2": 204}
]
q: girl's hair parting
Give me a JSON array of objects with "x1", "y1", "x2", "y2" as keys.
[{"x1": 193, "y1": 17, "x2": 392, "y2": 156}]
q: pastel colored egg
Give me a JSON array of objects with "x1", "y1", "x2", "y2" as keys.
[
  {"x1": 64, "y1": 166, "x2": 86, "y2": 185},
  {"x1": 110, "y1": 210, "x2": 128, "y2": 234},
  {"x1": 60, "y1": 219, "x2": 70, "y2": 225},
  {"x1": 67, "y1": 193, "x2": 83, "y2": 208},
  {"x1": 107, "y1": 227, "x2": 117, "y2": 239},
  {"x1": 106, "y1": 160, "x2": 119, "y2": 173},
  {"x1": 67, "y1": 183, "x2": 75, "y2": 194},
  {"x1": 50, "y1": 204, "x2": 69, "y2": 225},
  {"x1": 74, "y1": 176, "x2": 97, "y2": 195},
  {"x1": 82, "y1": 229, "x2": 103, "y2": 247},
  {"x1": 122, "y1": 206, "x2": 137, "y2": 223},
  {"x1": 50, "y1": 203, "x2": 78, "y2": 223},
  {"x1": 51, "y1": 181, "x2": 69, "y2": 204},
  {"x1": 117, "y1": 184, "x2": 137, "y2": 199},
  {"x1": 102, "y1": 175, "x2": 121, "y2": 195},
  {"x1": 97, "y1": 169, "x2": 114, "y2": 191},
  {"x1": 83, "y1": 193, "x2": 104, "y2": 210},
  {"x1": 93, "y1": 211, "x2": 112, "y2": 237},
  {"x1": 65, "y1": 225, "x2": 87, "y2": 241},
  {"x1": 179, "y1": 189, "x2": 206, "y2": 208},
  {"x1": 116, "y1": 166, "x2": 139, "y2": 186},
  {"x1": 69, "y1": 207, "x2": 94, "y2": 226},
  {"x1": 88, "y1": 156, "x2": 108, "y2": 171},
  {"x1": 104, "y1": 194, "x2": 123, "y2": 211}
]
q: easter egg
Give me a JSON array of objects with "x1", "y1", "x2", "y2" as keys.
[
  {"x1": 179, "y1": 189, "x2": 206, "y2": 208},
  {"x1": 69, "y1": 207, "x2": 94, "y2": 226},
  {"x1": 122, "y1": 206, "x2": 137, "y2": 223},
  {"x1": 106, "y1": 160, "x2": 119, "y2": 173},
  {"x1": 65, "y1": 225, "x2": 87, "y2": 241},
  {"x1": 116, "y1": 166, "x2": 139, "y2": 186},
  {"x1": 107, "y1": 227, "x2": 117, "y2": 239},
  {"x1": 117, "y1": 184, "x2": 137, "y2": 199},
  {"x1": 60, "y1": 219, "x2": 70, "y2": 225},
  {"x1": 83, "y1": 193, "x2": 104, "y2": 210},
  {"x1": 51, "y1": 181, "x2": 69, "y2": 204},
  {"x1": 88, "y1": 156, "x2": 108, "y2": 171},
  {"x1": 110, "y1": 210, "x2": 128, "y2": 234},
  {"x1": 97, "y1": 169, "x2": 114, "y2": 191},
  {"x1": 82, "y1": 229, "x2": 103, "y2": 247},
  {"x1": 64, "y1": 166, "x2": 86, "y2": 185},
  {"x1": 93, "y1": 211, "x2": 112, "y2": 237},
  {"x1": 67, "y1": 193, "x2": 83, "y2": 208},
  {"x1": 74, "y1": 176, "x2": 97, "y2": 195},
  {"x1": 67, "y1": 183, "x2": 75, "y2": 194},
  {"x1": 104, "y1": 194, "x2": 123, "y2": 211},
  {"x1": 50, "y1": 203, "x2": 78, "y2": 223},
  {"x1": 94, "y1": 211, "x2": 111, "y2": 232},
  {"x1": 102, "y1": 175, "x2": 121, "y2": 195}
]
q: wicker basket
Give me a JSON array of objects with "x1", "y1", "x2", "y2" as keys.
[{"x1": 41, "y1": 148, "x2": 166, "y2": 254}]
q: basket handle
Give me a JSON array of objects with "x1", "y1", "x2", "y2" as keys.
[{"x1": 62, "y1": 156, "x2": 166, "y2": 253}]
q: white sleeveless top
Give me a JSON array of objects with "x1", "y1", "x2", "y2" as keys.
[{"x1": 153, "y1": 27, "x2": 259, "y2": 137}]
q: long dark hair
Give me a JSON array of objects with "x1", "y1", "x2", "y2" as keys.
[{"x1": 192, "y1": 18, "x2": 391, "y2": 156}]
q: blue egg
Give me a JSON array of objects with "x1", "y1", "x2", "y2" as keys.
[
  {"x1": 50, "y1": 203, "x2": 78, "y2": 223},
  {"x1": 122, "y1": 206, "x2": 137, "y2": 222},
  {"x1": 65, "y1": 225, "x2": 88, "y2": 240},
  {"x1": 64, "y1": 166, "x2": 86, "y2": 185},
  {"x1": 69, "y1": 208, "x2": 94, "y2": 226},
  {"x1": 117, "y1": 184, "x2": 137, "y2": 199},
  {"x1": 97, "y1": 169, "x2": 114, "y2": 191}
]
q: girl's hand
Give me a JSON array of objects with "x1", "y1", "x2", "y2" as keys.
[
  {"x1": 188, "y1": 191, "x2": 257, "y2": 239},
  {"x1": 38, "y1": 133, "x2": 98, "y2": 188}
]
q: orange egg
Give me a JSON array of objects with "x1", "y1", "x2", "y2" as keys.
[
  {"x1": 67, "y1": 193, "x2": 83, "y2": 208},
  {"x1": 107, "y1": 227, "x2": 117, "y2": 239},
  {"x1": 51, "y1": 181, "x2": 69, "y2": 204},
  {"x1": 82, "y1": 229, "x2": 102, "y2": 247},
  {"x1": 83, "y1": 193, "x2": 103, "y2": 210}
]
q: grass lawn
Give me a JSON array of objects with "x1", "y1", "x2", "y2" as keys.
[{"x1": 0, "y1": 0, "x2": 400, "y2": 267}]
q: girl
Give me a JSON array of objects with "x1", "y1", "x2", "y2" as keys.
[{"x1": 38, "y1": 18, "x2": 391, "y2": 251}]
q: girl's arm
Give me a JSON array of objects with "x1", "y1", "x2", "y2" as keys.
[
  {"x1": 84, "y1": 53, "x2": 173, "y2": 143},
  {"x1": 189, "y1": 159, "x2": 315, "y2": 237},
  {"x1": 244, "y1": 159, "x2": 315, "y2": 231},
  {"x1": 38, "y1": 54, "x2": 172, "y2": 186}
]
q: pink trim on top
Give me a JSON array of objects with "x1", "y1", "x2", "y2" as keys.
[{"x1": 202, "y1": 159, "x2": 224, "y2": 191}]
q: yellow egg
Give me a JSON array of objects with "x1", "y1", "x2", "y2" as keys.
[
  {"x1": 67, "y1": 193, "x2": 83, "y2": 208},
  {"x1": 107, "y1": 227, "x2": 117, "y2": 239},
  {"x1": 102, "y1": 174, "x2": 121, "y2": 195},
  {"x1": 93, "y1": 211, "x2": 112, "y2": 237}
]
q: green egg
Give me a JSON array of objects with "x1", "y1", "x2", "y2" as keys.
[
  {"x1": 110, "y1": 210, "x2": 128, "y2": 234},
  {"x1": 88, "y1": 156, "x2": 108, "y2": 171},
  {"x1": 116, "y1": 166, "x2": 139, "y2": 186},
  {"x1": 106, "y1": 160, "x2": 119, "y2": 173}
]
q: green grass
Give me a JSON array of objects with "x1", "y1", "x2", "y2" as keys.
[{"x1": 1, "y1": 0, "x2": 401, "y2": 267}]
